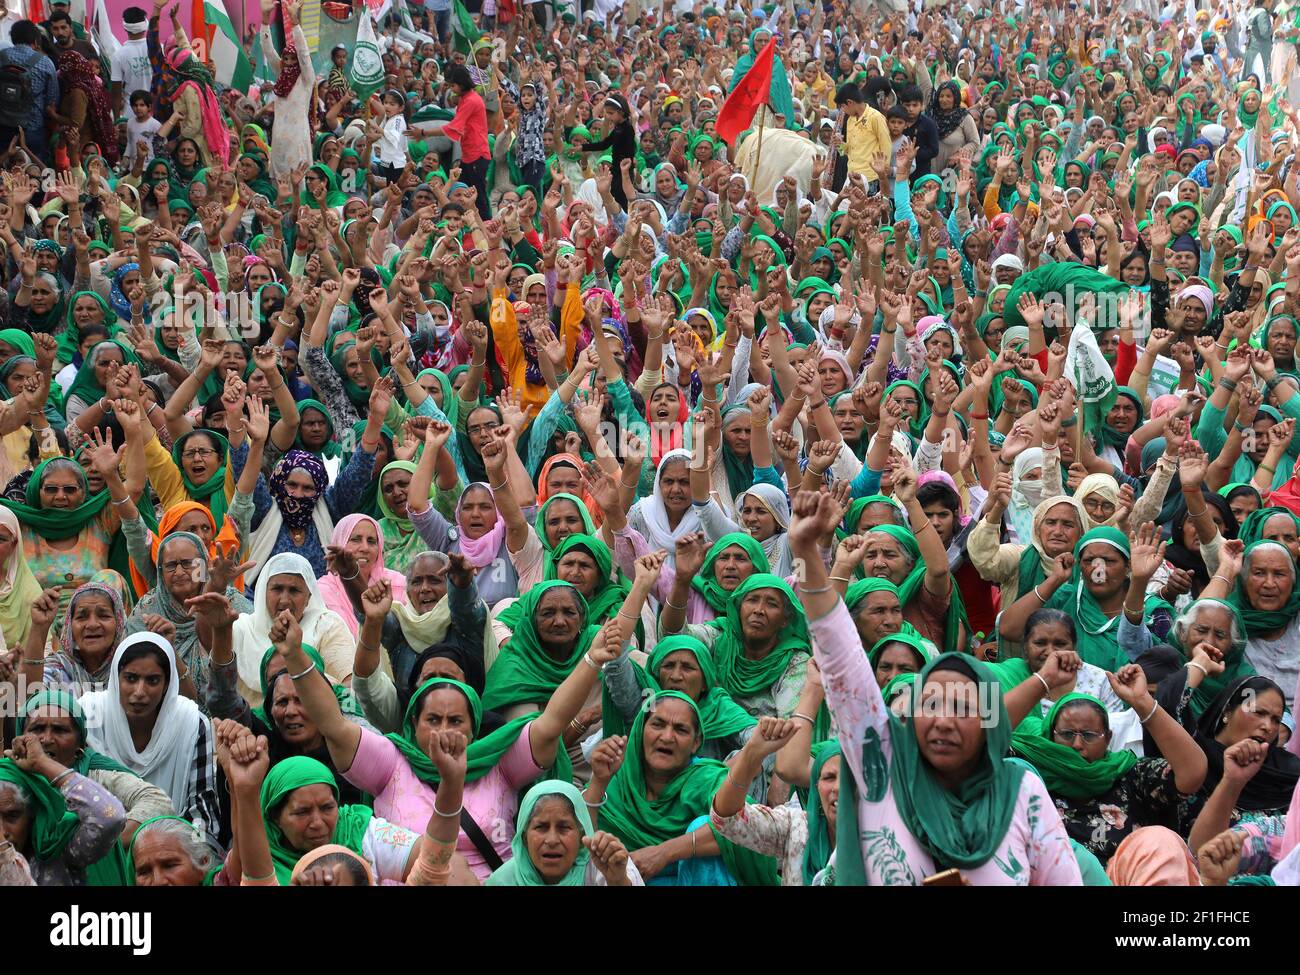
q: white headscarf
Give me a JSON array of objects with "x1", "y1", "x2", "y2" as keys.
[
  {"x1": 735, "y1": 483, "x2": 794, "y2": 578},
  {"x1": 82, "y1": 633, "x2": 204, "y2": 819},
  {"x1": 1008, "y1": 448, "x2": 1046, "y2": 544},
  {"x1": 629, "y1": 449, "x2": 702, "y2": 560},
  {"x1": 231, "y1": 552, "x2": 349, "y2": 707}
]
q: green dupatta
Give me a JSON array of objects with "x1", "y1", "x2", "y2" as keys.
[
  {"x1": 600, "y1": 634, "x2": 756, "y2": 743},
  {"x1": 705, "y1": 573, "x2": 809, "y2": 699},
  {"x1": 172, "y1": 430, "x2": 230, "y2": 531},
  {"x1": 835, "y1": 653, "x2": 1026, "y2": 882},
  {"x1": 386, "y1": 678, "x2": 539, "y2": 786},
  {"x1": 0, "y1": 758, "x2": 130, "y2": 885},
  {"x1": 484, "y1": 781, "x2": 593, "y2": 886},
  {"x1": 867, "y1": 524, "x2": 969, "y2": 653},
  {"x1": 1010, "y1": 693, "x2": 1139, "y2": 800},
  {"x1": 2, "y1": 459, "x2": 110, "y2": 540},
  {"x1": 259, "y1": 756, "x2": 374, "y2": 885},
  {"x1": 481, "y1": 581, "x2": 600, "y2": 711},
  {"x1": 601, "y1": 691, "x2": 778, "y2": 886},
  {"x1": 691, "y1": 532, "x2": 770, "y2": 613},
  {"x1": 802, "y1": 740, "x2": 841, "y2": 885}
]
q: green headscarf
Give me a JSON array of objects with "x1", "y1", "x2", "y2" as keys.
[
  {"x1": 54, "y1": 293, "x2": 118, "y2": 366},
  {"x1": 543, "y1": 533, "x2": 630, "y2": 626},
  {"x1": 485, "y1": 781, "x2": 593, "y2": 885},
  {"x1": 257, "y1": 643, "x2": 363, "y2": 728},
  {"x1": 418, "y1": 368, "x2": 459, "y2": 426},
  {"x1": 1226, "y1": 540, "x2": 1300, "y2": 636},
  {"x1": 299, "y1": 162, "x2": 349, "y2": 208},
  {"x1": 375, "y1": 460, "x2": 439, "y2": 573},
  {"x1": 1098, "y1": 387, "x2": 1144, "y2": 451},
  {"x1": 601, "y1": 634, "x2": 757, "y2": 744},
  {"x1": 1044, "y1": 527, "x2": 1131, "y2": 670},
  {"x1": 719, "y1": 405, "x2": 756, "y2": 499},
  {"x1": 801, "y1": 740, "x2": 841, "y2": 885},
  {"x1": 64, "y1": 339, "x2": 138, "y2": 410},
  {"x1": 2, "y1": 458, "x2": 110, "y2": 540},
  {"x1": 293, "y1": 399, "x2": 342, "y2": 460},
  {"x1": 0, "y1": 327, "x2": 37, "y2": 360},
  {"x1": 705, "y1": 573, "x2": 809, "y2": 699},
  {"x1": 328, "y1": 340, "x2": 373, "y2": 410},
  {"x1": 534, "y1": 493, "x2": 597, "y2": 563},
  {"x1": 868, "y1": 629, "x2": 935, "y2": 674},
  {"x1": 1010, "y1": 693, "x2": 1139, "y2": 799},
  {"x1": 868, "y1": 524, "x2": 969, "y2": 654},
  {"x1": 691, "y1": 533, "x2": 770, "y2": 612},
  {"x1": 0, "y1": 757, "x2": 130, "y2": 884},
  {"x1": 836, "y1": 653, "x2": 1026, "y2": 881},
  {"x1": 600, "y1": 690, "x2": 778, "y2": 886},
  {"x1": 884, "y1": 379, "x2": 928, "y2": 438},
  {"x1": 259, "y1": 756, "x2": 374, "y2": 885},
  {"x1": 1166, "y1": 598, "x2": 1255, "y2": 717},
  {"x1": 172, "y1": 429, "x2": 229, "y2": 531},
  {"x1": 1238, "y1": 506, "x2": 1300, "y2": 549},
  {"x1": 17, "y1": 689, "x2": 131, "y2": 776},
  {"x1": 386, "y1": 677, "x2": 539, "y2": 785},
  {"x1": 481, "y1": 581, "x2": 600, "y2": 711}
]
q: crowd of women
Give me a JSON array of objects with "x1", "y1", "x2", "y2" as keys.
[{"x1": 4, "y1": 0, "x2": 1300, "y2": 888}]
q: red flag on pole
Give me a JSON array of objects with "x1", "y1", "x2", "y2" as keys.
[{"x1": 716, "y1": 36, "x2": 776, "y2": 146}]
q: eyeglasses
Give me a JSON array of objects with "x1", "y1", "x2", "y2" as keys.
[
  {"x1": 161, "y1": 557, "x2": 203, "y2": 574},
  {"x1": 1052, "y1": 729, "x2": 1106, "y2": 745},
  {"x1": 181, "y1": 448, "x2": 218, "y2": 461}
]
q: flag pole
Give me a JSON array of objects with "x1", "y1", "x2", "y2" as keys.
[{"x1": 751, "y1": 104, "x2": 767, "y2": 187}]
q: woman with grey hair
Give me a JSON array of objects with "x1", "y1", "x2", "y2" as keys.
[
  {"x1": 0, "y1": 734, "x2": 127, "y2": 886},
  {"x1": 129, "y1": 815, "x2": 224, "y2": 886}
]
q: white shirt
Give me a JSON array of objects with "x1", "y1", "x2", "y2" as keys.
[
  {"x1": 111, "y1": 37, "x2": 153, "y2": 100},
  {"x1": 374, "y1": 113, "x2": 407, "y2": 167},
  {"x1": 125, "y1": 115, "x2": 161, "y2": 168}
]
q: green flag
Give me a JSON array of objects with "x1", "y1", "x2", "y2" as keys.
[
  {"x1": 350, "y1": 11, "x2": 385, "y2": 103},
  {"x1": 452, "y1": 0, "x2": 481, "y2": 56}
]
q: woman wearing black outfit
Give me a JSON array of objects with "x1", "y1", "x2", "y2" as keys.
[{"x1": 582, "y1": 94, "x2": 637, "y2": 210}]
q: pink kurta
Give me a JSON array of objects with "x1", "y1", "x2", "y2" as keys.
[
  {"x1": 343, "y1": 725, "x2": 543, "y2": 881},
  {"x1": 809, "y1": 599, "x2": 1082, "y2": 886}
]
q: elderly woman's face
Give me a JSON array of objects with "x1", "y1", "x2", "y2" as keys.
[
  {"x1": 524, "y1": 796, "x2": 583, "y2": 882},
  {"x1": 270, "y1": 672, "x2": 321, "y2": 749},
  {"x1": 277, "y1": 783, "x2": 338, "y2": 853},
  {"x1": 344, "y1": 519, "x2": 381, "y2": 575},
  {"x1": 3, "y1": 359, "x2": 34, "y2": 398},
  {"x1": 132, "y1": 829, "x2": 208, "y2": 886},
  {"x1": 265, "y1": 572, "x2": 311, "y2": 621},
  {"x1": 737, "y1": 587, "x2": 788, "y2": 645},
  {"x1": 0, "y1": 786, "x2": 32, "y2": 854},
  {"x1": 1182, "y1": 603, "x2": 1235, "y2": 660},
  {"x1": 160, "y1": 536, "x2": 204, "y2": 602},
  {"x1": 41, "y1": 465, "x2": 85, "y2": 510},
  {"x1": 247, "y1": 264, "x2": 273, "y2": 290},
  {"x1": 1052, "y1": 701, "x2": 1110, "y2": 763},
  {"x1": 1244, "y1": 547, "x2": 1295, "y2": 612},
  {"x1": 29, "y1": 276, "x2": 57, "y2": 313},
  {"x1": 532, "y1": 587, "x2": 584, "y2": 651},
  {"x1": 642, "y1": 697, "x2": 700, "y2": 776},
  {"x1": 22, "y1": 707, "x2": 80, "y2": 768},
  {"x1": 407, "y1": 555, "x2": 447, "y2": 613}
]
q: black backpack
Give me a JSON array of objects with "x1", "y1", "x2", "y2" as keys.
[{"x1": 0, "y1": 64, "x2": 30, "y2": 129}]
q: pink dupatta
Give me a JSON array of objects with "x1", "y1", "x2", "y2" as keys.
[{"x1": 316, "y1": 514, "x2": 408, "y2": 638}]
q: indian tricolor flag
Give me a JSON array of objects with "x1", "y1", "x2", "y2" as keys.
[{"x1": 200, "y1": 0, "x2": 254, "y2": 92}]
